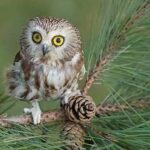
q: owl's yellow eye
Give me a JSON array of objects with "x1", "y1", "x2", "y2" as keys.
[
  {"x1": 52, "y1": 35, "x2": 65, "y2": 47},
  {"x1": 32, "y1": 32, "x2": 42, "y2": 44}
]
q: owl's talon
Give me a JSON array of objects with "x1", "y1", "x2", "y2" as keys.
[
  {"x1": 23, "y1": 101, "x2": 42, "y2": 124},
  {"x1": 24, "y1": 107, "x2": 42, "y2": 124},
  {"x1": 32, "y1": 107, "x2": 42, "y2": 124},
  {"x1": 24, "y1": 108, "x2": 32, "y2": 114}
]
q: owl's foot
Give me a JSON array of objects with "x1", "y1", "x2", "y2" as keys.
[{"x1": 24, "y1": 100, "x2": 42, "y2": 125}]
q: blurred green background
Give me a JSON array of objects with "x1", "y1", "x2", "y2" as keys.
[{"x1": 0, "y1": 0, "x2": 106, "y2": 115}]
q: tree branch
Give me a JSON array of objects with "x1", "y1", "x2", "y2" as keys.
[
  {"x1": 82, "y1": 1, "x2": 150, "y2": 95},
  {"x1": 0, "y1": 110, "x2": 64, "y2": 127},
  {"x1": 96, "y1": 100, "x2": 150, "y2": 116},
  {"x1": 0, "y1": 100, "x2": 149, "y2": 127}
]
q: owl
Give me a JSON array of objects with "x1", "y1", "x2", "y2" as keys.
[{"x1": 6, "y1": 17, "x2": 85, "y2": 124}]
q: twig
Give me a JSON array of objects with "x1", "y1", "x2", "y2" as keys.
[
  {"x1": 88, "y1": 124, "x2": 117, "y2": 143},
  {"x1": 0, "y1": 100, "x2": 149, "y2": 127},
  {"x1": 82, "y1": 1, "x2": 150, "y2": 95},
  {"x1": 96, "y1": 100, "x2": 150, "y2": 116}
]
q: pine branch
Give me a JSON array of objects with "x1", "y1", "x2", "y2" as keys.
[
  {"x1": 0, "y1": 100, "x2": 149, "y2": 127},
  {"x1": 0, "y1": 110, "x2": 64, "y2": 127},
  {"x1": 88, "y1": 125, "x2": 117, "y2": 142},
  {"x1": 82, "y1": 1, "x2": 150, "y2": 95},
  {"x1": 96, "y1": 100, "x2": 150, "y2": 116}
]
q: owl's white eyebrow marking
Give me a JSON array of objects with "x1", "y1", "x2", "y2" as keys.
[{"x1": 32, "y1": 26, "x2": 45, "y2": 33}]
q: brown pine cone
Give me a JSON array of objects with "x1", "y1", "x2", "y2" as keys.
[
  {"x1": 64, "y1": 95, "x2": 96, "y2": 123},
  {"x1": 61, "y1": 121, "x2": 86, "y2": 150}
]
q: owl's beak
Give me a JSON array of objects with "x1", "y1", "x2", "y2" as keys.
[{"x1": 42, "y1": 44, "x2": 49, "y2": 55}]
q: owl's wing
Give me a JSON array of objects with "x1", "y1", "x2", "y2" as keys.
[
  {"x1": 13, "y1": 51, "x2": 22, "y2": 64},
  {"x1": 79, "y1": 64, "x2": 86, "y2": 80},
  {"x1": 7, "y1": 51, "x2": 26, "y2": 98}
]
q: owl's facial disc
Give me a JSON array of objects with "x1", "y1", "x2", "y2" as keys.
[
  {"x1": 31, "y1": 29, "x2": 66, "y2": 56},
  {"x1": 21, "y1": 17, "x2": 82, "y2": 61}
]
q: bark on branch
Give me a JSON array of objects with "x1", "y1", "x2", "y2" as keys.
[
  {"x1": 0, "y1": 100, "x2": 149, "y2": 127},
  {"x1": 0, "y1": 110, "x2": 64, "y2": 127}
]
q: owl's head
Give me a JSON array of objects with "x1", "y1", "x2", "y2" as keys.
[{"x1": 20, "y1": 17, "x2": 82, "y2": 62}]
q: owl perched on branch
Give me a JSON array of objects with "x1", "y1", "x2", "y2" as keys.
[{"x1": 6, "y1": 17, "x2": 85, "y2": 124}]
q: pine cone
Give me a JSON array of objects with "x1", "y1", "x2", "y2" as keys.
[
  {"x1": 62, "y1": 121, "x2": 86, "y2": 150},
  {"x1": 64, "y1": 95, "x2": 96, "y2": 123}
]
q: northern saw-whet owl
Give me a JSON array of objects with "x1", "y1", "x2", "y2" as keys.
[{"x1": 6, "y1": 17, "x2": 85, "y2": 124}]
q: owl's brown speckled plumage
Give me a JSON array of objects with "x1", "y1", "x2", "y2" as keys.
[{"x1": 6, "y1": 17, "x2": 85, "y2": 124}]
